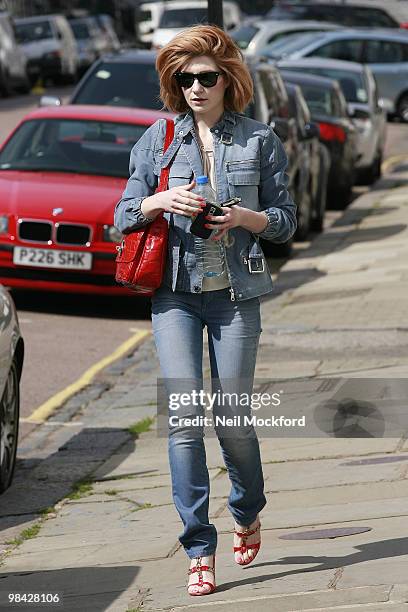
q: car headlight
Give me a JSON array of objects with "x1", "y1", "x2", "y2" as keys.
[
  {"x1": 103, "y1": 224, "x2": 122, "y2": 243},
  {"x1": 0, "y1": 215, "x2": 8, "y2": 234}
]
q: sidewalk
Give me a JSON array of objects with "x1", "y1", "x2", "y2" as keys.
[{"x1": 1, "y1": 165, "x2": 408, "y2": 611}]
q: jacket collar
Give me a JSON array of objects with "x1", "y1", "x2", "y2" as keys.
[{"x1": 174, "y1": 109, "x2": 237, "y2": 138}]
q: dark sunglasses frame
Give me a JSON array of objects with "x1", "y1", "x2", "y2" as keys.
[{"x1": 174, "y1": 71, "x2": 222, "y2": 88}]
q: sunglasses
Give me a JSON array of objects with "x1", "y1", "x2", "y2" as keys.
[{"x1": 174, "y1": 71, "x2": 222, "y2": 88}]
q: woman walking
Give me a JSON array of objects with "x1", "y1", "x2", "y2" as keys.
[{"x1": 114, "y1": 24, "x2": 296, "y2": 596}]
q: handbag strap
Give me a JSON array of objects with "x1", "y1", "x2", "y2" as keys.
[{"x1": 157, "y1": 119, "x2": 175, "y2": 193}]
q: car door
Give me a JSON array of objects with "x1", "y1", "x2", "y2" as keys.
[{"x1": 362, "y1": 38, "x2": 408, "y2": 109}]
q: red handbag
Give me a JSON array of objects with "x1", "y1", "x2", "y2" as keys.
[{"x1": 115, "y1": 118, "x2": 174, "y2": 295}]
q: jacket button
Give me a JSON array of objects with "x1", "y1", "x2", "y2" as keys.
[{"x1": 193, "y1": 285, "x2": 200, "y2": 292}]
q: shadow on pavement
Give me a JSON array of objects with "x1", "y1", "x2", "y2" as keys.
[
  {"x1": 215, "y1": 536, "x2": 408, "y2": 593},
  {"x1": 1, "y1": 427, "x2": 141, "y2": 536},
  {"x1": 10, "y1": 290, "x2": 152, "y2": 320},
  {"x1": 0, "y1": 566, "x2": 141, "y2": 611}
]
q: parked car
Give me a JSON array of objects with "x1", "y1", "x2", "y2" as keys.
[
  {"x1": 138, "y1": 1, "x2": 167, "y2": 47},
  {"x1": 40, "y1": 50, "x2": 161, "y2": 110},
  {"x1": 280, "y1": 70, "x2": 358, "y2": 208},
  {"x1": 285, "y1": 82, "x2": 329, "y2": 232},
  {"x1": 152, "y1": 0, "x2": 241, "y2": 49},
  {"x1": 95, "y1": 14, "x2": 121, "y2": 52},
  {"x1": 0, "y1": 11, "x2": 30, "y2": 96},
  {"x1": 68, "y1": 16, "x2": 109, "y2": 75},
  {"x1": 230, "y1": 18, "x2": 342, "y2": 57},
  {"x1": 0, "y1": 285, "x2": 24, "y2": 494},
  {"x1": 262, "y1": 28, "x2": 408, "y2": 121},
  {"x1": 14, "y1": 14, "x2": 79, "y2": 85},
  {"x1": 0, "y1": 105, "x2": 174, "y2": 295},
  {"x1": 277, "y1": 58, "x2": 387, "y2": 184},
  {"x1": 268, "y1": 0, "x2": 408, "y2": 29},
  {"x1": 245, "y1": 59, "x2": 312, "y2": 248}
]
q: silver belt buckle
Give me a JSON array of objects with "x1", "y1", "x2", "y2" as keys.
[{"x1": 248, "y1": 257, "x2": 265, "y2": 273}]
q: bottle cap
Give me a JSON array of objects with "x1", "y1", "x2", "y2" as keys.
[{"x1": 196, "y1": 175, "x2": 208, "y2": 184}]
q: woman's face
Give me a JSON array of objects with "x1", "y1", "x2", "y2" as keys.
[{"x1": 179, "y1": 55, "x2": 227, "y2": 118}]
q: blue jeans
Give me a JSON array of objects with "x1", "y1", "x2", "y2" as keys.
[{"x1": 151, "y1": 285, "x2": 267, "y2": 559}]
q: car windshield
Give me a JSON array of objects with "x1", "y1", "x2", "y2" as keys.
[
  {"x1": 0, "y1": 118, "x2": 148, "y2": 178},
  {"x1": 72, "y1": 61, "x2": 162, "y2": 109},
  {"x1": 70, "y1": 21, "x2": 91, "y2": 39},
  {"x1": 293, "y1": 67, "x2": 368, "y2": 103},
  {"x1": 159, "y1": 8, "x2": 208, "y2": 28},
  {"x1": 14, "y1": 20, "x2": 53, "y2": 43},
  {"x1": 296, "y1": 84, "x2": 335, "y2": 117},
  {"x1": 263, "y1": 32, "x2": 320, "y2": 59},
  {"x1": 230, "y1": 24, "x2": 260, "y2": 50}
]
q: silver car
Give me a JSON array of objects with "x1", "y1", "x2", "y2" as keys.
[
  {"x1": 276, "y1": 57, "x2": 387, "y2": 183},
  {"x1": 262, "y1": 28, "x2": 408, "y2": 120},
  {"x1": 230, "y1": 19, "x2": 342, "y2": 57},
  {"x1": 0, "y1": 285, "x2": 24, "y2": 494},
  {"x1": 14, "y1": 14, "x2": 79, "y2": 85},
  {"x1": 0, "y1": 11, "x2": 30, "y2": 95}
]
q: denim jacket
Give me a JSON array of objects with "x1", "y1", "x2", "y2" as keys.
[{"x1": 114, "y1": 109, "x2": 296, "y2": 301}]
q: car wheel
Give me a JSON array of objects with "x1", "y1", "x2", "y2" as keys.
[
  {"x1": 15, "y1": 75, "x2": 32, "y2": 95},
  {"x1": 0, "y1": 359, "x2": 20, "y2": 493},
  {"x1": 397, "y1": 94, "x2": 408, "y2": 122},
  {"x1": 295, "y1": 189, "x2": 312, "y2": 241},
  {"x1": 260, "y1": 237, "x2": 293, "y2": 258},
  {"x1": 329, "y1": 179, "x2": 353, "y2": 210},
  {"x1": 0, "y1": 68, "x2": 12, "y2": 97},
  {"x1": 359, "y1": 151, "x2": 383, "y2": 186}
]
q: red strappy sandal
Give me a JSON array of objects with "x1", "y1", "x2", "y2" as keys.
[
  {"x1": 233, "y1": 518, "x2": 261, "y2": 566},
  {"x1": 187, "y1": 555, "x2": 216, "y2": 596}
]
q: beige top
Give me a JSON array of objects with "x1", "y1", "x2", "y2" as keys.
[{"x1": 200, "y1": 145, "x2": 230, "y2": 291}]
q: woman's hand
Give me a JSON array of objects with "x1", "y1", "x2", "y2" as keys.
[
  {"x1": 205, "y1": 206, "x2": 269, "y2": 239},
  {"x1": 204, "y1": 205, "x2": 243, "y2": 240},
  {"x1": 143, "y1": 179, "x2": 205, "y2": 218}
]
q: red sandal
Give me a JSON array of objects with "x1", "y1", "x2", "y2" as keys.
[
  {"x1": 233, "y1": 518, "x2": 261, "y2": 566},
  {"x1": 187, "y1": 555, "x2": 216, "y2": 596}
]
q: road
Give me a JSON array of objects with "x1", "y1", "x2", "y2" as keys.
[{"x1": 0, "y1": 87, "x2": 407, "y2": 437}]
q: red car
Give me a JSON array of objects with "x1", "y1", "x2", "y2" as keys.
[{"x1": 0, "y1": 105, "x2": 174, "y2": 295}]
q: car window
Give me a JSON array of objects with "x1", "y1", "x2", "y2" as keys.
[
  {"x1": 364, "y1": 39, "x2": 408, "y2": 63},
  {"x1": 159, "y1": 8, "x2": 207, "y2": 28},
  {"x1": 297, "y1": 92, "x2": 311, "y2": 125},
  {"x1": 230, "y1": 24, "x2": 260, "y2": 50},
  {"x1": 259, "y1": 69, "x2": 280, "y2": 115},
  {"x1": 14, "y1": 20, "x2": 54, "y2": 43},
  {"x1": 0, "y1": 118, "x2": 148, "y2": 178},
  {"x1": 70, "y1": 21, "x2": 91, "y2": 39},
  {"x1": 245, "y1": 71, "x2": 268, "y2": 123},
  {"x1": 263, "y1": 32, "x2": 323, "y2": 59},
  {"x1": 311, "y1": 39, "x2": 363, "y2": 63},
  {"x1": 297, "y1": 83, "x2": 335, "y2": 117},
  {"x1": 268, "y1": 28, "x2": 322, "y2": 45},
  {"x1": 139, "y1": 10, "x2": 152, "y2": 22},
  {"x1": 72, "y1": 61, "x2": 162, "y2": 110},
  {"x1": 293, "y1": 66, "x2": 368, "y2": 103},
  {"x1": 268, "y1": 4, "x2": 397, "y2": 27}
]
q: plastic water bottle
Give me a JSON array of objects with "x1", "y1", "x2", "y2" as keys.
[{"x1": 193, "y1": 176, "x2": 225, "y2": 278}]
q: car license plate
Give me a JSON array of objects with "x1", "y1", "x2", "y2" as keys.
[{"x1": 13, "y1": 247, "x2": 92, "y2": 270}]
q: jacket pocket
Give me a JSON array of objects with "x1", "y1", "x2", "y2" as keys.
[
  {"x1": 226, "y1": 160, "x2": 260, "y2": 210},
  {"x1": 168, "y1": 161, "x2": 193, "y2": 189}
]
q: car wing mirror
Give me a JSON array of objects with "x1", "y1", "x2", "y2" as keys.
[
  {"x1": 348, "y1": 104, "x2": 370, "y2": 120},
  {"x1": 304, "y1": 122, "x2": 320, "y2": 139},
  {"x1": 270, "y1": 117, "x2": 289, "y2": 142},
  {"x1": 39, "y1": 95, "x2": 62, "y2": 107}
]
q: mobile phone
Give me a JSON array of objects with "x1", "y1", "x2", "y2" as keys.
[{"x1": 190, "y1": 197, "x2": 242, "y2": 239}]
